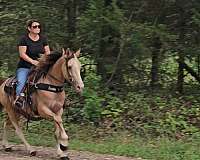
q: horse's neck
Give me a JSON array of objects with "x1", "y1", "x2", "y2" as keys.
[{"x1": 45, "y1": 58, "x2": 65, "y2": 85}]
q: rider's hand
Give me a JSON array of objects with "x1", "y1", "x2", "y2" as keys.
[{"x1": 31, "y1": 60, "x2": 39, "y2": 66}]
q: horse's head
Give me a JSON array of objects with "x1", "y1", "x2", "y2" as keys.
[{"x1": 62, "y1": 49, "x2": 84, "y2": 94}]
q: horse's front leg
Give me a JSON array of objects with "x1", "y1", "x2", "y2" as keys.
[
  {"x1": 54, "y1": 108, "x2": 69, "y2": 160},
  {"x1": 55, "y1": 122, "x2": 69, "y2": 160},
  {"x1": 39, "y1": 106, "x2": 69, "y2": 159}
]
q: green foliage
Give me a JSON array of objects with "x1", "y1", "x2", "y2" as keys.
[
  {"x1": 0, "y1": 62, "x2": 12, "y2": 77},
  {"x1": 76, "y1": 0, "x2": 105, "y2": 52},
  {"x1": 82, "y1": 72, "x2": 104, "y2": 123},
  {"x1": 160, "y1": 55, "x2": 179, "y2": 87},
  {"x1": 123, "y1": 92, "x2": 200, "y2": 136},
  {"x1": 70, "y1": 132, "x2": 200, "y2": 160},
  {"x1": 101, "y1": 95, "x2": 124, "y2": 118}
]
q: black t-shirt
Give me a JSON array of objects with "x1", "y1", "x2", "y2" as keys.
[{"x1": 17, "y1": 34, "x2": 48, "y2": 69}]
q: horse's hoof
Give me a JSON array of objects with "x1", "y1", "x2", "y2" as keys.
[
  {"x1": 4, "y1": 147, "x2": 12, "y2": 152},
  {"x1": 60, "y1": 156, "x2": 70, "y2": 160},
  {"x1": 30, "y1": 150, "x2": 37, "y2": 156},
  {"x1": 60, "y1": 144, "x2": 68, "y2": 151}
]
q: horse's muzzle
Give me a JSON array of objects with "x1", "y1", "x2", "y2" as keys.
[{"x1": 75, "y1": 83, "x2": 84, "y2": 94}]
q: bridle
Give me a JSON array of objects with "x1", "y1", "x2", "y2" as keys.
[{"x1": 46, "y1": 54, "x2": 75, "y2": 85}]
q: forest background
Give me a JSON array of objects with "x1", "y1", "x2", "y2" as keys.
[{"x1": 0, "y1": 1, "x2": 200, "y2": 160}]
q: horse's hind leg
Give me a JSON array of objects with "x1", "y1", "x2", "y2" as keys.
[
  {"x1": 6, "y1": 106, "x2": 36, "y2": 156},
  {"x1": 2, "y1": 115, "x2": 14, "y2": 151}
]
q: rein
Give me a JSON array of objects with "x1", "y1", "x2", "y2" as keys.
[
  {"x1": 47, "y1": 73, "x2": 65, "y2": 84},
  {"x1": 46, "y1": 55, "x2": 75, "y2": 85},
  {"x1": 30, "y1": 55, "x2": 75, "y2": 93}
]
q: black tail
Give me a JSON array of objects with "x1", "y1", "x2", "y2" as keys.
[
  {"x1": 0, "y1": 77, "x2": 6, "y2": 111},
  {"x1": 0, "y1": 103, "x2": 3, "y2": 112}
]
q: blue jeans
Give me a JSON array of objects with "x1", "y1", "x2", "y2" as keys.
[{"x1": 16, "y1": 68, "x2": 30, "y2": 96}]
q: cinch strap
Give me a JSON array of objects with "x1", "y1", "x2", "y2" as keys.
[{"x1": 34, "y1": 83, "x2": 64, "y2": 93}]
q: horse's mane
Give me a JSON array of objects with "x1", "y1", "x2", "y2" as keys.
[{"x1": 33, "y1": 51, "x2": 62, "y2": 80}]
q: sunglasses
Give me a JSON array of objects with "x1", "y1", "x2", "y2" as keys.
[{"x1": 32, "y1": 25, "x2": 41, "y2": 29}]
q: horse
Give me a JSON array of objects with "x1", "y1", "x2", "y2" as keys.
[{"x1": 0, "y1": 49, "x2": 84, "y2": 160}]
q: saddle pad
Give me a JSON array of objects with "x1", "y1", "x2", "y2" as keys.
[{"x1": 4, "y1": 76, "x2": 17, "y2": 95}]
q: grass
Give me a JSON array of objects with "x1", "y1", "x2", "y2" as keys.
[
  {"x1": 69, "y1": 130, "x2": 200, "y2": 160},
  {"x1": 0, "y1": 118, "x2": 200, "y2": 160}
]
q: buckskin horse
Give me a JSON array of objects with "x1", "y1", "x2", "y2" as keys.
[{"x1": 0, "y1": 49, "x2": 84, "y2": 160}]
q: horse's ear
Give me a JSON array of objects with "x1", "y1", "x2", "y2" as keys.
[
  {"x1": 63, "y1": 48, "x2": 71, "y2": 57},
  {"x1": 62, "y1": 48, "x2": 65, "y2": 55},
  {"x1": 75, "y1": 48, "x2": 81, "y2": 57}
]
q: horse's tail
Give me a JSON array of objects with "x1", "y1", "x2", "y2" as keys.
[
  {"x1": 0, "y1": 77, "x2": 6, "y2": 112},
  {"x1": 0, "y1": 103, "x2": 3, "y2": 112}
]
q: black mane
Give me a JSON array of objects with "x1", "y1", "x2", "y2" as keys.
[{"x1": 33, "y1": 51, "x2": 63, "y2": 80}]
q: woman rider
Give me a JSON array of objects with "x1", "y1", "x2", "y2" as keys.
[{"x1": 14, "y1": 19, "x2": 50, "y2": 108}]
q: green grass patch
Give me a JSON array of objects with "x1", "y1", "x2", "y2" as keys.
[
  {"x1": 69, "y1": 129, "x2": 200, "y2": 160},
  {"x1": 0, "y1": 120, "x2": 200, "y2": 160}
]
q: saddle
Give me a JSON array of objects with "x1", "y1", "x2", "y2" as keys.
[{"x1": 4, "y1": 71, "x2": 41, "y2": 121}]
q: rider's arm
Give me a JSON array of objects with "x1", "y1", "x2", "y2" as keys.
[{"x1": 19, "y1": 46, "x2": 38, "y2": 65}]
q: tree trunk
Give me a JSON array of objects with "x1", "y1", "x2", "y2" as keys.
[
  {"x1": 150, "y1": 35, "x2": 162, "y2": 90},
  {"x1": 175, "y1": 1, "x2": 187, "y2": 94},
  {"x1": 198, "y1": 55, "x2": 200, "y2": 77},
  {"x1": 177, "y1": 58, "x2": 200, "y2": 83},
  {"x1": 150, "y1": 51, "x2": 159, "y2": 89},
  {"x1": 65, "y1": 0, "x2": 77, "y2": 48},
  {"x1": 177, "y1": 53, "x2": 184, "y2": 94}
]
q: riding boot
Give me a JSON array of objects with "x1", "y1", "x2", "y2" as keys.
[{"x1": 14, "y1": 93, "x2": 26, "y2": 109}]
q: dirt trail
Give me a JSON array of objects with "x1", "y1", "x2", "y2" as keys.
[{"x1": 0, "y1": 144, "x2": 142, "y2": 160}]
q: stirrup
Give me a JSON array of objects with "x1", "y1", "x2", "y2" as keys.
[{"x1": 14, "y1": 96, "x2": 25, "y2": 108}]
